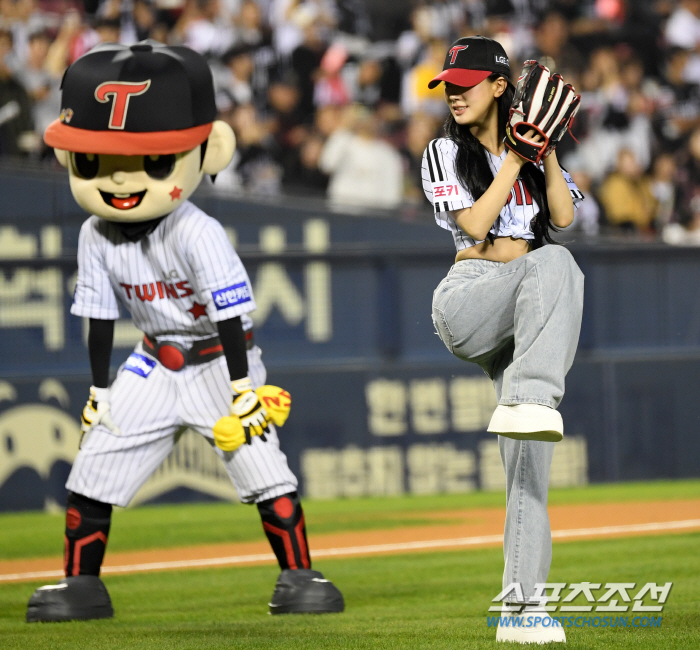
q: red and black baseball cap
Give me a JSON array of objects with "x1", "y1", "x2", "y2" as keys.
[
  {"x1": 44, "y1": 41, "x2": 217, "y2": 155},
  {"x1": 428, "y1": 36, "x2": 511, "y2": 89}
]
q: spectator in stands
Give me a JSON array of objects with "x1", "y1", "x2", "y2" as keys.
[
  {"x1": 218, "y1": 43, "x2": 256, "y2": 106},
  {"x1": 399, "y1": 110, "x2": 439, "y2": 204},
  {"x1": 401, "y1": 38, "x2": 448, "y2": 117},
  {"x1": 665, "y1": 0, "x2": 700, "y2": 83},
  {"x1": 175, "y1": 0, "x2": 234, "y2": 56},
  {"x1": 319, "y1": 104, "x2": 403, "y2": 209},
  {"x1": 235, "y1": 0, "x2": 270, "y2": 46},
  {"x1": 664, "y1": 0, "x2": 700, "y2": 50},
  {"x1": 663, "y1": 129, "x2": 700, "y2": 245},
  {"x1": 650, "y1": 153, "x2": 677, "y2": 230},
  {"x1": 42, "y1": 9, "x2": 81, "y2": 76},
  {"x1": 291, "y1": 9, "x2": 327, "y2": 119},
  {"x1": 314, "y1": 41, "x2": 350, "y2": 107},
  {"x1": 0, "y1": 27, "x2": 34, "y2": 155},
  {"x1": 282, "y1": 131, "x2": 328, "y2": 196},
  {"x1": 568, "y1": 47, "x2": 652, "y2": 181},
  {"x1": 395, "y1": 4, "x2": 433, "y2": 70},
  {"x1": 528, "y1": 10, "x2": 584, "y2": 74},
  {"x1": 599, "y1": 148, "x2": 657, "y2": 232},
  {"x1": 16, "y1": 28, "x2": 59, "y2": 143},
  {"x1": 655, "y1": 47, "x2": 700, "y2": 152},
  {"x1": 218, "y1": 102, "x2": 283, "y2": 195},
  {"x1": 132, "y1": 0, "x2": 157, "y2": 41},
  {"x1": 672, "y1": 126, "x2": 700, "y2": 225},
  {"x1": 567, "y1": 170, "x2": 600, "y2": 236},
  {"x1": 271, "y1": 0, "x2": 335, "y2": 57}
]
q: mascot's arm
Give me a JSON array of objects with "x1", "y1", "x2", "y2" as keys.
[
  {"x1": 217, "y1": 316, "x2": 249, "y2": 383},
  {"x1": 88, "y1": 318, "x2": 114, "y2": 388},
  {"x1": 81, "y1": 318, "x2": 120, "y2": 438}
]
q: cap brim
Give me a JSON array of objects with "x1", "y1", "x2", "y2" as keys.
[
  {"x1": 428, "y1": 68, "x2": 493, "y2": 89},
  {"x1": 44, "y1": 121, "x2": 213, "y2": 155}
]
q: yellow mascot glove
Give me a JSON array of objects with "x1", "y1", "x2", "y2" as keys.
[
  {"x1": 255, "y1": 385, "x2": 292, "y2": 427},
  {"x1": 212, "y1": 415, "x2": 247, "y2": 452}
]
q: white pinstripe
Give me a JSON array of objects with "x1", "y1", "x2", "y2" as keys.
[
  {"x1": 421, "y1": 138, "x2": 583, "y2": 252},
  {"x1": 66, "y1": 201, "x2": 298, "y2": 506}
]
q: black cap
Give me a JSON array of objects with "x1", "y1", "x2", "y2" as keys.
[
  {"x1": 428, "y1": 36, "x2": 510, "y2": 89},
  {"x1": 44, "y1": 41, "x2": 217, "y2": 155}
]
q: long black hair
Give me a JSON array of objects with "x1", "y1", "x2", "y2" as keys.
[{"x1": 444, "y1": 73, "x2": 559, "y2": 248}]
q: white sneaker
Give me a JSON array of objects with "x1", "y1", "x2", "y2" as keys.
[
  {"x1": 496, "y1": 606, "x2": 566, "y2": 644},
  {"x1": 487, "y1": 404, "x2": 563, "y2": 442}
]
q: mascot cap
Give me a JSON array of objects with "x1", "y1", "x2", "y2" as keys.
[
  {"x1": 44, "y1": 41, "x2": 217, "y2": 155},
  {"x1": 428, "y1": 36, "x2": 510, "y2": 89}
]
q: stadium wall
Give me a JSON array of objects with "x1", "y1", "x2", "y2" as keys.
[{"x1": 0, "y1": 169, "x2": 699, "y2": 511}]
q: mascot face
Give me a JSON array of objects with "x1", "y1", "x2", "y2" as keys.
[
  {"x1": 44, "y1": 41, "x2": 235, "y2": 222},
  {"x1": 63, "y1": 147, "x2": 203, "y2": 222}
]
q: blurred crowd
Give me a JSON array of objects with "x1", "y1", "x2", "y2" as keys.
[{"x1": 4, "y1": 0, "x2": 700, "y2": 243}]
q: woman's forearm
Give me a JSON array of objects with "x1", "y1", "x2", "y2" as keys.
[
  {"x1": 453, "y1": 151, "x2": 525, "y2": 240},
  {"x1": 543, "y1": 151, "x2": 574, "y2": 228}
]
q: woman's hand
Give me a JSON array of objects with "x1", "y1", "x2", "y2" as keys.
[{"x1": 506, "y1": 129, "x2": 544, "y2": 168}]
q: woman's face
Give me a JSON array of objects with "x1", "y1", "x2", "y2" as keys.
[{"x1": 444, "y1": 77, "x2": 504, "y2": 126}]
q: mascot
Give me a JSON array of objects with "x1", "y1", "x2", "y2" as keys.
[{"x1": 26, "y1": 41, "x2": 343, "y2": 622}]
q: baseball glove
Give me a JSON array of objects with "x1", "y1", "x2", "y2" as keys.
[{"x1": 505, "y1": 60, "x2": 581, "y2": 164}]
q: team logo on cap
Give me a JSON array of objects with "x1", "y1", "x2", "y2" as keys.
[
  {"x1": 448, "y1": 45, "x2": 468, "y2": 64},
  {"x1": 94, "y1": 80, "x2": 152, "y2": 130}
]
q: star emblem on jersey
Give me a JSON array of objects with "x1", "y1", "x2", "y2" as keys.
[
  {"x1": 188, "y1": 301, "x2": 207, "y2": 320},
  {"x1": 169, "y1": 186, "x2": 183, "y2": 201}
]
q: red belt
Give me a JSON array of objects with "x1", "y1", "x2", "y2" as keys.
[{"x1": 142, "y1": 330, "x2": 254, "y2": 371}]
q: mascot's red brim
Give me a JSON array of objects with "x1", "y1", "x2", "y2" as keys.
[
  {"x1": 44, "y1": 120, "x2": 213, "y2": 155},
  {"x1": 428, "y1": 68, "x2": 492, "y2": 89}
]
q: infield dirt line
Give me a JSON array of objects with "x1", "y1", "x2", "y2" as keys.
[{"x1": 1, "y1": 518, "x2": 699, "y2": 583}]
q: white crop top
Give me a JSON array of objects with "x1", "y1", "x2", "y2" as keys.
[{"x1": 421, "y1": 138, "x2": 584, "y2": 251}]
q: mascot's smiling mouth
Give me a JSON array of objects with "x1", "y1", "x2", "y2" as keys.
[{"x1": 99, "y1": 190, "x2": 147, "y2": 210}]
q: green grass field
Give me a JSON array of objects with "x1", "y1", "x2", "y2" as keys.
[{"x1": 0, "y1": 480, "x2": 699, "y2": 648}]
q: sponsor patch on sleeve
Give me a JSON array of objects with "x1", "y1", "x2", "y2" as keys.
[
  {"x1": 212, "y1": 282, "x2": 252, "y2": 310},
  {"x1": 124, "y1": 353, "x2": 156, "y2": 378},
  {"x1": 432, "y1": 183, "x2": 461, "y2": 199}
]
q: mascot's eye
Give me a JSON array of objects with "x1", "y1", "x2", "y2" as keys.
[
  {"x1": 74, "y1": 153, "x2": 99, "y2": 179},
  {"x1": 144, "y1": 154, "x2": 175, "y2": 179}
]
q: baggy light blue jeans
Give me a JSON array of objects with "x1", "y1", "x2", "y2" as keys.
[{"x1": 431, "y1": 245, "x2": 584, "y2": 602}]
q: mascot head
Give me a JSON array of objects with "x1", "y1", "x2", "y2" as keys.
[{"x1": 44, "y1": 41, "x2": 235, "y2": 223}]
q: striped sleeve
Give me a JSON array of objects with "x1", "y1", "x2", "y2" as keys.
[
  {"x1": 561, "y1": 166, "x2": 585, "y2": 208},
  {"x1": 185, "y1": 213, "x2": 257, "y2": 323},
  {"x1": 70, "y1": 217, "x2": 120, "y2": 320},
  {"x1": 422, "y1": 139, "x2": 473, "y2": 217}
]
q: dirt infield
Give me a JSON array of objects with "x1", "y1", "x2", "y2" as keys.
[{"x1": 2, "y1": 499, "x2": 699, "y2": 583}]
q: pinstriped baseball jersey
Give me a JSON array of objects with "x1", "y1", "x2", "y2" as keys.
[
  {"x1": 71, "y1": 200, "x2": 255, "y2": 346},
  {"x1": 421, "y1": 138, "x2": 584, "y2": 251},
  {"x1": 66, "y1": 200, "x2": 299, "y2": 506}
]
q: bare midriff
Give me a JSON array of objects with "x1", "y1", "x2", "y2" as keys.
[{"x1": 455, "y1": 235, "x2": 531, "y2": 264}]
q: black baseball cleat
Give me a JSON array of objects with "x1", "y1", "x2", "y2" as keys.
[
  {"x1": 26, "y1": 575, "x2": 114, "y2": 623},
  {"x1": 268, "y1": 569, "x2": 344, "y2": 615}
]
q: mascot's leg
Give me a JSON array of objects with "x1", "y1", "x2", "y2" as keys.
[
  {"x1": 27, "y1": 492, "x2": 114, "y2": 622},
  {"x1": 257, "y1": 491, "x2": 344, "y2": 615}
]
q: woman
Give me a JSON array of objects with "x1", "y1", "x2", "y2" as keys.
[{"x1": 423, "y1": 36, "x2": 584, "y2": 644}]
